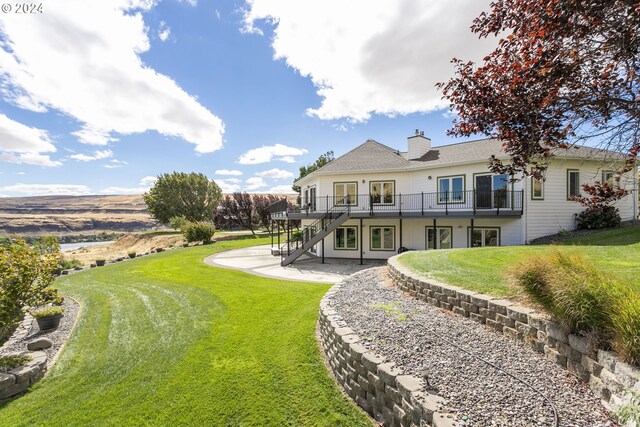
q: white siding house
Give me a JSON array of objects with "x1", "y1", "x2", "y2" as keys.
[{"x1": 271, "y1": 132, "x2": 637, "y2": 265}]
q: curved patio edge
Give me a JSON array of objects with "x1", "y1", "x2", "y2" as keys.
[
  {"x1": 318, "y1": 280, "x2": 456, "y2": 427},
  {"x1": 387, "y1": 254, "x2": 640, "y2": 410}
]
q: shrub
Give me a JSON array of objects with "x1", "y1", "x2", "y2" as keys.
[
  {"x1": 169, "y1": 215, "x2": 188, "y2": 231},
  {"x1": 96, "y1": 259, "x2": 106, "y2": 266},
  {"x1": 509, "y1": 248, "x2": 639, "y2": 364},
  {"x1": 40, "y1": 287, "x2": 64, "y2": 306},
  {"x1": 0, "y1": 239, "x2": 61, "y2": 341},
  {"x1": 611, "y1": 293, "x2": 640, "y2": 366},
  {"x1": 60, "y1": 258, "x2": 83, "y2": 270},
  {"x1": 183, "y1": 221, "x2": 215, "y2": 244},
  {"x1": 30, "y1": 305, "x2": 64, "y2": 319},
  {"x1": 576, "y1": 205, "x2": 622, "y2": 229},
  {"x1": 128, "y1": 252, "x2": 136, "y2": 259}
]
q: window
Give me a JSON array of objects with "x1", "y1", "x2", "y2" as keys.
[
  {"x1": 469, "y1": 228, "x2": 500, "y2": 247},
  {"x1": 426, "y1": 227, "x2": 453, "y2": 250},
  {"x1": 475, "y1": 174, "x2": 510, "y2": 208},
  {"x1": 335, "y1": 226, "x2": 357, "y2": 250},
  {"x1": 602, "y1": 171, "x2": 617, "y2": 186},
  {"x1": 567, "y1": 170, "x2": 580, "y2": 199},
  {"x1": 531, "y1": 176, "x2": 544, "y2": 200},
  {"x1": 334, "y1": 182, "x2": 357, "y2": 205},
  {"x1": 370, "y1": 226, "x2": 395, "y2": 251},
  {"x1": 437, "y1": 175, "x2": 465, "y2": 203},
  {"x1": 370, "y1": 181, "x2": 395, "y2": 204}
]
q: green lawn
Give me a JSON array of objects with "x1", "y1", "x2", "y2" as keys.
[
  {"x1": 399, "y1": 225, "x2": 640, "y2": 298},
  {"x1": 0, "y1": 237, "x2": 370, "y2": 426}
]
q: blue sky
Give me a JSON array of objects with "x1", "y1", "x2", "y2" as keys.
[{"x1": 0, "y1": 0, "x2": 496, "y2": 197}]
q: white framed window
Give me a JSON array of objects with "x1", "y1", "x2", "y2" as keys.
[
  {"x1": 335, "y1": 226, "x2": 357, "y2": 250},
  {"x1": 567, "y1": 170, "x2": 580, "y2": 199},
  {"x1": 334, "y1": 182, "x2": 357, "y2": 205},
  {"x1": 370, "y1": 226, "x2": 395, "y2": 251},
  {"x1": 426, "y1": 227, "x2": 452, "y2": 250},
  {"x1": 531, "y1": 176, "x2": 544, "y2": 200},
  {"x1": 469, "y1": 228, "x2": 500, "y2": 247},
  {"x1": 370, "y1": 181, "x2": 395, "y2": 205},
  {"x1": 602, "y1": 171, "x2": 617, "y2": 186},
  {"x1": 438, "y1": 176, "x2": 465, "y2": 203}
]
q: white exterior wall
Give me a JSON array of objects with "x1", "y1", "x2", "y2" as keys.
[
  {"x1": 302, "y1": 216, "x2": 523, "y2": 261},
  {"x1": 523, "y1": 159, "x2": 637, "y2": 242}
]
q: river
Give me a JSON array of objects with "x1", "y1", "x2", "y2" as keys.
[{"x1": 59, "y1": 241, "x2": 115, "y2": 252}]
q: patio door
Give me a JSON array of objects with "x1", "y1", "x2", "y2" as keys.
[
  {"x1": 475, "y1": 175, "x2": 492, "y2": 209},
  {"x1": 475, "y1": 174, "x2": 509, "y2": 209},
  {"x1": 309, "y1": 187, "x2": 316, "y2": 212}
]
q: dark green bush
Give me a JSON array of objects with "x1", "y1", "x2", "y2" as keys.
[
  {"x1": 60, "y1": 258, "x2": 83, "y2": 270},
  {"x1": 576, "y1": 205, "x2": 621, "y2": 229},
  {"x1": 183, "y1": 221, "x2": 215, "y2": 244},
  {"x1": 128, "y1": 252, "x2": 136, "y2": 259}
]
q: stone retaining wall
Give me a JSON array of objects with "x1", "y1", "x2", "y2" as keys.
[
  {"x1": 0, "y1": 350, "x2": 47, "y2": 404},
  {"x1": 388, "y1": 255, "x2": 640, "y2": 410},
  {"x1": 319, "y1": 283, "x2": 456, "y2": 427}
]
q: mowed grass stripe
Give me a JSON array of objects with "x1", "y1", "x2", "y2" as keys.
[{"x1": 0, "y1": 237, "x2": 371, "y2": 426}]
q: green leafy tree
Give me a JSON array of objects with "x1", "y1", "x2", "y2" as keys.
[
  {"x1": 0, "y1": 239, "x2": 61, "y2": 340},
  {"x1": 232, "y1": 192, "x2": 259, "y2": 235},
  {"x1": 143, "y1": 172, "x2": 222, "y2": 224},
  {"x1": 292, "y1": 151, "x2": 334, "y2": 193}
]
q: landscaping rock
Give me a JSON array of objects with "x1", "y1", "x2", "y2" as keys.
[{"x1": 27, "y1": 338, "x2": 53, "y2": 351}]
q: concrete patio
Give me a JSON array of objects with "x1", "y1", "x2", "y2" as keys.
[{"x1": 204, "y1": 244, "x2": 383, "y2": 283}]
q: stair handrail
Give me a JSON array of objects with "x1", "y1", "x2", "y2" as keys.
[{"x1": 279, "y1": 196, "x2": 350, "y2": 257}]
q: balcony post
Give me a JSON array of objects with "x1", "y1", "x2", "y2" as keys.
[
  {"x1": 359, "y1": 218, "x2": 363, "y2": 265},
  {"x1": 270, "y1": 220, "x2": 273, "y2": 248},
  {"x1": 473, "y1": 190, "x2": 476, "y2": 215},
  {"x1": 432, "y1": 218, "x2": 437, "y2": 250},
  {"x1": 521, "y1": 190, "x2": 524, "y2": 214},
  {"x1": 277, "y1": 221, "x2": 280, "y2": 248},
  {"x1": 399, "y1": 193, "x2": 402, "y2": 216},
  {"x1": 421, "y1": 191, "x2": 424, "y2": 215},
  {"x1": 370, "y1": 194, "x2": 373, "y2": 216},
  {"x1": 287, "y1": 219, "x2": 290, "y2": 256},
  {"x1": 445, "y1": 191, "x2": 449, "y2": 215},
  {"x1": 470, "y1": 218, "x2": 474, "y2": 248}
]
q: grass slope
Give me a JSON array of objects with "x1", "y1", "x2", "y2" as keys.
[
  {"x1": 399, "y1": 225, "x2": 640, "y2": 298},
  {"x1": 0, "y1": 237, "x2": 370, "y2": 426}
]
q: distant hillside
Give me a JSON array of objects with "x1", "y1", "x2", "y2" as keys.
[
  {"x1": 0, "y1": 193, "x2": 298, "y2": 236},
  {"x1": 0, "y1": 194, "x2": 155, "y2": 236}
]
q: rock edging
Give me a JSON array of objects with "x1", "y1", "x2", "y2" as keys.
[
  {"x1": 0, "y1": 350, "x2": 47, "y2": 404},
  {"x1": 319, "y1": 282, "x2": 456, "y2": 427},
  {"x1": 388, "y1": 254, "x2": 640, "y2": 410}
]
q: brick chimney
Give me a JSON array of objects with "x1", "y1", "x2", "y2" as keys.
[{"x1": 407, "y1": 129, "x2": 431, "y2": 160}]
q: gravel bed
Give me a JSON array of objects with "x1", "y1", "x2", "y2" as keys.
[
  {"x1": 331, "y1": 267, "x2": 613, "y2": 427},
  {"x1": 0, "y1": 297, "x2": 80, "y2": 369}
]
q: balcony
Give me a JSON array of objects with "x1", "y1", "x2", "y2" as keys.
[{"x1": 270, "y1": 190, "x2": 524, "y2": 219}]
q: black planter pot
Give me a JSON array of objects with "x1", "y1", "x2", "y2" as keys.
[{"x1": 36, "y1": 314, "x2": 63, "y2": 331}]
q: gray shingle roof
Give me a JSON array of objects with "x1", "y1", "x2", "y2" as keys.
[{"x1": 296, "y1": 137, "x2": 622, "y2": 185}]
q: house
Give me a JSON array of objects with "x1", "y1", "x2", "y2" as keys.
[{"x1": 270, "y1": 131, "x2": 638, "y2": 266}]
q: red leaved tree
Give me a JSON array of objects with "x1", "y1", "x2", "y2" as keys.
[{"x1": 439, "y1": 0, "x2": 639, "y2": 184}]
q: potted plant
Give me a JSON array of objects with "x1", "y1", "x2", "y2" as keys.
[
  {"x1": 96, "y1": 259, "x2": 106, "y2": 266},
  {"x1": 31, "y1": 306, "x2": 64, "y2": 331},
  {"x1": 128, "y1": 252, "x2": 136, "y2": 259}
]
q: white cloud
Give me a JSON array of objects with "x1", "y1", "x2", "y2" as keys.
[
  {"x1": 216, "y1": 178, "x2": 242, "y2": 193},
  {"x1": 104, "y1": 159, "x2": 128, "y2": 168},
  {"x1": 0, "y1": 113, "x2": 61, "y2": 166},
  {"x1": 238, "y1": 144, "x2": 307, "y2": 165},
  {"x1": 243, "y1": 0, "x2": 497, "y2": 121},
  {"x1": 139, "y1": 176, "x2": 157, "y2": 186},
  {"x1": 0, "y1": 0, "x2": 225, "y2": 153},
  {"x1": 69, "y1": 149, "x2": 113, "y2": 162},
  {"x1": 158, "y1": 21, "x2": 171, "y2": 41},
  {"x1": 0, "y1": 183, "x2": 91, "y2": 196},
  {"x1": 245, "y1": 176, "x2": 267, "y2": 190},
  {"x1": 255, "y1": 168, "x2": 294, "y2": 179},
  {"x1": 214, "y1": 169, "x2": 243, "y2": 176},
  {"x1": 99, "y1": 186, "x2": 149, "y2": 195},
  {"x1": 265, "y1": 184, "x2": 296, "y2": 194}
]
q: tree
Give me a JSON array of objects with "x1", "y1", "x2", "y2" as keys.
[
  {"x1": 0, "y1": 239, "x2": 61, "y2": 340},
  {"x1": 215, "y1": 195, "x2": 238, "y2": 230},
  {"x1": 232, "y1": 192, "x2": 259, "y2": 235},
  {"x1": 143, "y1": 172, "x2": 222, "y2": 224},
  {"x1": 252, "y1": 194, "x2": 279, "y2": 229},
  {"x1": 292, "y1": 151, "x2": 334, "y2": 193},
  {"x1": 439, "y1": 0, "x2": 639, "y2": 182}
]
